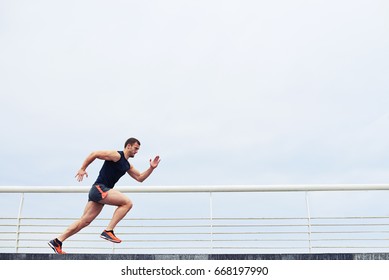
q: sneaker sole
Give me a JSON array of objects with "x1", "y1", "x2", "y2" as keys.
[
  {"x1": 100, "y1": 235, "x2": 122, "y2": 243},
  {"x1": 48, "y1": 242, "x2": 62, "y2": 254}
]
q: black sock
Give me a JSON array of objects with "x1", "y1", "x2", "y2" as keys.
[{"x1": 105, "y1": 230, "x2": 114, "y2": 233}]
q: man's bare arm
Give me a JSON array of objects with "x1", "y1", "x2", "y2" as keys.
[
  {"x1": 75, "y1": 151, "x2": 121, "y2": 182},
  {"x1": 127, "y1": 156, "x2": 161, "y2": 183}
]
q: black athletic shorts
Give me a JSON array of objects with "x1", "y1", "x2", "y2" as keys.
[{"x1": 88, "y1": 184, "x2": 110, "y2": 202}]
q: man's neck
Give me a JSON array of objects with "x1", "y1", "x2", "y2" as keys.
[{"x1": 123, "y1": 149, "x2": 131, "y2": 159}]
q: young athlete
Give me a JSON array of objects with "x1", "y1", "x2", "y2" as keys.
[{"x1": 48, "y1": 137, "x2": 160, "y2": 254}]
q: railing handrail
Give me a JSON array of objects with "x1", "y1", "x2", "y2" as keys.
[
  {"x1": 2, "y1": 184, "x2": 389, "y2": 254},
  {"x1": 0, "y1": 184, "x2": 389, "y2": 193}
]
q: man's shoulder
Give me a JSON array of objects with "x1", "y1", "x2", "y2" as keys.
[{"x1": 95, "y1": 150, "x2": 121, "y2": 162}]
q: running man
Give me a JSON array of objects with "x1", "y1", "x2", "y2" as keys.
[{"x1": 48, "y1": 137, "x2": 160, "y2": 254}]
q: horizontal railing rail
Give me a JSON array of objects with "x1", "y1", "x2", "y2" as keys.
[
  {"x1": 1, "y1": 184, "x2": 389, "y2": 193},
  {"x1": 1, "y1": 184, "x2": 389, "y2": 254}
]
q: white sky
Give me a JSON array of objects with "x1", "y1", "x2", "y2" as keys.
[
  {"x1": 1, "y1": 1, "x2": 389, "y2": 255},
  {"x1": 1, "y1": 0, "x2": 389, "y2": 187}
]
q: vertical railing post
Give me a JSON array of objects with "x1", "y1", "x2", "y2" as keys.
[
  {"x1": 305, "y1": 191, "x2": 312, "y2": 253},
  {"x1": 209, "y1": 192, "x2": 214, "y2": 252},
  {"x1": 15, "y1": 193, "x2": 25, "y2": 253}
]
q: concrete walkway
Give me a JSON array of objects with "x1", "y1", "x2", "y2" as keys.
[{"x1": 1, "y1": 253, "x2": 389, "y2": 260}]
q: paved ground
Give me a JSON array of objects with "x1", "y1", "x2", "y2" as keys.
[{"x1": 1, "y1": 253, "x2": 389, "y2": 260}]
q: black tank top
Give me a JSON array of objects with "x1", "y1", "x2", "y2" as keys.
[{"x1": 94, "y1": 151, "x2": 131, "y2": 189}]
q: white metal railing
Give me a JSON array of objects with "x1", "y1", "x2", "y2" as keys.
[
  {"x1": 1, "y1": 184, "x2": 389, "y2": 254},
  {"x1": 2, "y1": 184, "x2": 389, "y2": 193}
]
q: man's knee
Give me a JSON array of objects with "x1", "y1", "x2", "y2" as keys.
[
  {"x1": 79, "y1": 217, "x2": 93, "y2": 228},
  {"x1": 117, "y1": 200, "x2": 132, "y2": 216},
  {"x1": 123, "y1": 199, "x2": 133, "y2": 211}
]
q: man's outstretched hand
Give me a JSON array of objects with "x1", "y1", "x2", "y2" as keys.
[
  {"x1": 150, "y1": 156, "x2": 161, "y2": 169},
  {"x1": 75, "y1": 169, "x2": 88, "y2": 182}
]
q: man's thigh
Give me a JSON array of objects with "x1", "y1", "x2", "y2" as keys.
[
  {"x1": 81, "y1": 201, "x2": 104, "y2": 221},
  {"x1": 100, "y1": 189, "x2": 131, "y2": 206}
]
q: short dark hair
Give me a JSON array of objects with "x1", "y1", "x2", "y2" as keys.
[{"x1": 124, "y1": 137, "x2": 141, "y2": 147}]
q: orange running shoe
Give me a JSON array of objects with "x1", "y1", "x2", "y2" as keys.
[
  {"x1": 48, "y1": 239, "x2": 66, "y2": 254},
  {"x1": 100, "y1": 230, "x2": 122, "y2": 243}
]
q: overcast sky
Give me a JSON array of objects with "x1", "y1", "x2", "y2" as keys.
[
  {"x1": 1, "y1": 0, "x2": 389, "y2": 187},
  {"x1": 2, "y1": 1, "x2": 389, "y2": 256}
]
